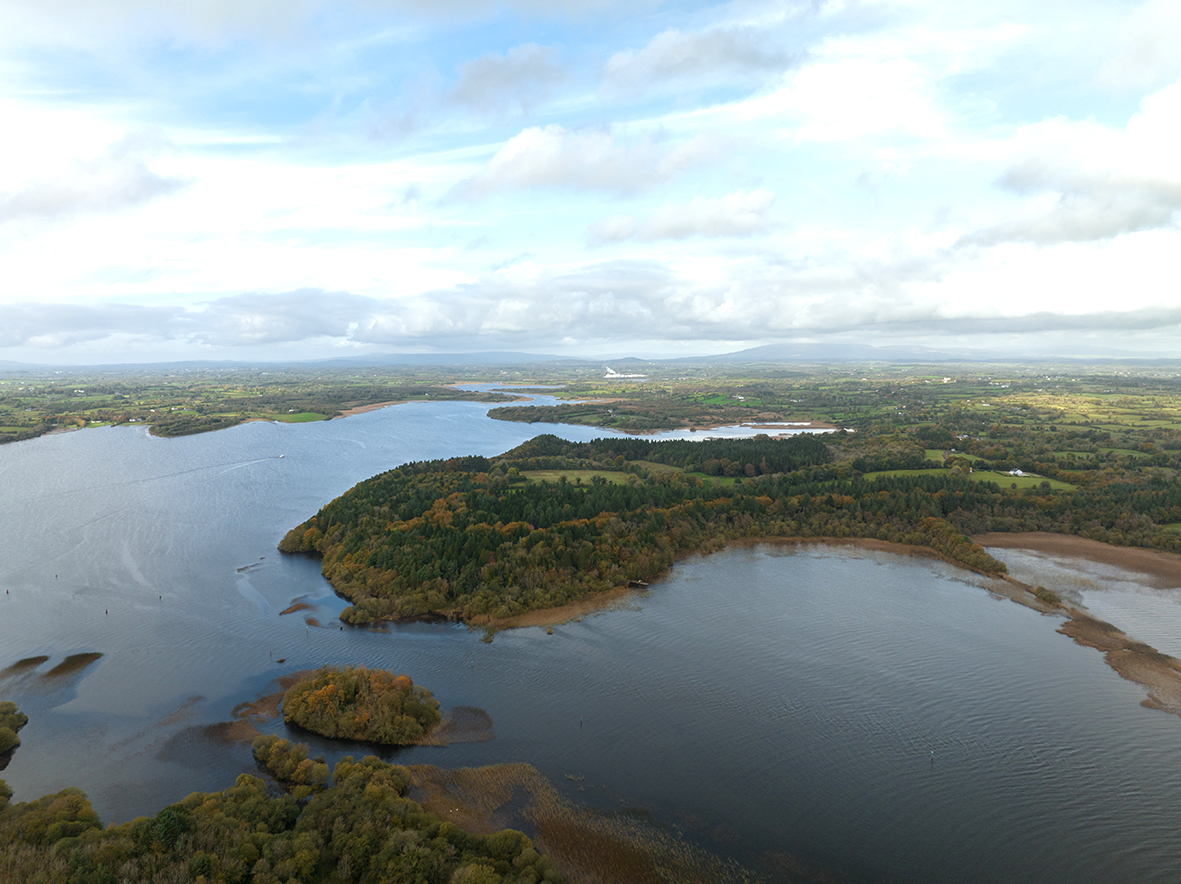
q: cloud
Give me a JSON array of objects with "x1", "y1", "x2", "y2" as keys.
[
  {"x1": 449, "y1": 43, "x2": 565, "y2": 115},
  {"x1": 640, "y1": 189, "x2": 776, "y2": 240},
  {"x1": 1097, "y1": 0, "x2": 1181, "y2": 90},
  {"x1": 604, "y1": 25, "x2": 795, "y2": 93},
  {"x1": 0, "y1": 302, "x2": 183, "y2": 348},
  {"x1": 960, "y1": 82, "x2": 1181, "y2": 246},
  {"x1": 0, "y1": 0, "x2": 636, "y2": 49},
  {"x1": 355, "y1": 260, "x2": 683, "y2": 344},
  {"x1": 0, "y1": 136, "x2": 187, "y2": 224},
  {"x1": 5, "y1": 245, "x2": 1181, "y2": 358},
  {"x1": 452, "y1": 125, "x2": 719, "y2": 197},
  {"x1": 191, "y1": 290, "x2": 378, "y2": 346},
  {"x1": 959, "y1": 177, "x2": 1181, "y2": 246},
  {"x1": 587, "y1": 190, "x2": 776, "y2": 245},
  {"x1": 586, "y1": 214, "x2": 639, "y2": 245},
  {"x1": 0, "y1": 291, "x2": 376, "y2": 350}
]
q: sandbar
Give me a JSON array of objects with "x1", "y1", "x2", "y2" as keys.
[
  {"x1": 332, "y1": 400, "x2": 407, "y2": 419},
  {"x1": 974, "y1": 531, "x2": 1181, "y2": 588}
]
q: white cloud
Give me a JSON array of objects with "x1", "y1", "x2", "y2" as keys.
[
  {"x1": 587, "y1": 190, "x2": 776, "y2": 244},
  {"x1": 962, "y1": 81, "x2": 1181, "y2": 245},
  {"x1": 0, "y1": 0, "x2": 637, "y2": 50},
  {"x1": 0, "y1": 135, "x2": 188, "y2": 224},
  {"x1": 603, "y1": 25, "x2": 795, "y2": 93},
  {"x1": 3, "y1": 0, "x2": 1181, "y2": 363},
  {"x1": 0, "y1": 302, "x2": 183, "y2": 348},
  {"x1": 192, "y1": 290, "x2": 378, "y2": 345},
  {"x1": 1097, "y1": 0, "x2": 1181, "y2": 90},
  {"x1": 452, "y1": 125, "x2": 719, "y2": 197},
  {"x1": 586, "y1": 214, "x2": 638, "y2": 245},
  {"x1": 450, "y1": 43, "x2": 565, "y2": 115},
  {"x1": 639, "y1": 189, "x2": 775, "y2": 240}
]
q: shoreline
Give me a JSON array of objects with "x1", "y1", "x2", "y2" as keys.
[
  {"x1": 972, "y1": 532, "x2": 1181, "y2": 716},
  {"x1": 481, "y1": 532, "x2": 1181, "y2": 720},
  {"x1": 317, "y1": 527, "x2": 1181, "y2": 720},
  {"x1": 331, "y1": 399, "x2": 408, "y2": 419},
  {"x1": 973, "y1": 531, "x2": 1181, "y2": 587}
]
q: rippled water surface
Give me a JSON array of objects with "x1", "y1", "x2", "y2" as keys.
[{"x1": 3, "y1": 403, "x2": 1181, "y2": 883}]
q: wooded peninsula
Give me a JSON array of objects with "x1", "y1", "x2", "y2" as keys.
[{"x1": 280, "y1": 414, "x2": 1181, "y2": 627}]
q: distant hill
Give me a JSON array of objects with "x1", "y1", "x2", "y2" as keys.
[
  {"x1": 3, "y1": 343, "x2": 1178, "y2": 373},
  {"x1": 308, "y1": 351, "x2": 592, "y2": 367}
]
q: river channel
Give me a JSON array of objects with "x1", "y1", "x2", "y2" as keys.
[{"x1": 2, "y1": 399, "x2": 1181, "y2": 882}]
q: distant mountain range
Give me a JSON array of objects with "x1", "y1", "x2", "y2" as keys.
[{"x1": 1, "y1": 344, "x2": 1177, "y2": 371}]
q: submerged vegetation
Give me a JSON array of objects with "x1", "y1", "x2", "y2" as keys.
[{"x1": 282, "y1": 667, "x2": 442, "y2": 746}]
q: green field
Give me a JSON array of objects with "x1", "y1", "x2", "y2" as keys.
[
  {"x1": 275, "y1": 412, "x2": 329, "y2": 423},
  {"x1": 863, "y1": 467, "x2": 1076, "y2": 491},
  {"x1": 522, "y1": 469, "x2": 631, "y2": 485}
]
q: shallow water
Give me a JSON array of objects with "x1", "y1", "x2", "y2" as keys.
[
  {"x1": 2, "y1": 405, "x2": 1181, "y2": 882},
  {"x1": 990, "y1": 546, "x2": 1181, "y2": 659}
]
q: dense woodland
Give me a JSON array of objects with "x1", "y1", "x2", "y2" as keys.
[
  {"x1": 282, "y1": 409, "x2": 1181, "y2": 626},
  {"x1": 0, "y1": 752, "x2": 560, "y2": 884},
  {"x1": 283, "y1": 668, "x2": 442, "y2": 746},
  {"x1": 279, "y1": 434, "x2": 1007, "y2": 625}
]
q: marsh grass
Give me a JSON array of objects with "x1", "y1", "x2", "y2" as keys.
[
  {"x1": 419, "y1": 706, "x2": 494, "y2": 746},
  {"x1": 407, "y1": 763, "x2": 756, "y2": 884}
]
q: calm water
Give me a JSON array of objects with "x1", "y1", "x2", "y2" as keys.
[{"x1": 2, "y1": 402, "x2": 1181, "y2": 883}]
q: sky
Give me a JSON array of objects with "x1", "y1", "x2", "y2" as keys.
[{"x1": 1, "y1": 0, "x2": 1180, "y2": 365}]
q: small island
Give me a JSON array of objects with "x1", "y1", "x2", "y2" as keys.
[{"x1": 282, "y1": 666, "x2": 442, "y2": 745}]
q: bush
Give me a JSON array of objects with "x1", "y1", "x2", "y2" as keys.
[{"x1": 1033, "y1": 585, "x2": 1062, "y2": 606}]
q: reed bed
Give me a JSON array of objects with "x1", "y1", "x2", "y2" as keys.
[{"x1": 407, "y1": 763, "x2": 758, "y2": 884}]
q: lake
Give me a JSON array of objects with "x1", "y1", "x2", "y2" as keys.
[{"x1": 2, "y1": 400, "x2": 1181, "y2": 883}]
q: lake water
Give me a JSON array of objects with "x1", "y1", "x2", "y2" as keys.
[{"x1": 3, "y1": 401, "x2": 1181, "y2": 883}]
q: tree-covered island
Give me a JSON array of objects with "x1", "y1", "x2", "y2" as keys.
[{"x1": 282, "y1": 667, "x2": 442, "y2": 746}]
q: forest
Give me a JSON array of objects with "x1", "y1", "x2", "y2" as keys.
[
  {"x1": 278, "y1": 434, "x2": 1009, "y2": 625},
  {"x1": 0, "y1": 751, "x2": 560, "y2": 884},
  {"x1": 281, "y1": 390, "x2": 1181, "y2": 627},
  {"x1": 282, "y1": 668, "x2": 442, "y2": 746}
]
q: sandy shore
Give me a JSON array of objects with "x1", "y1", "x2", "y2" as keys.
[
  {"x1": 974, "y1": 531, "x2": 1181, "y2": 588},
  {"x1": 477, "y1": 584, "x2": 640, "y2": 629},
  {"x1": 331, "y1": 400, "x2": 407, "y2": 419},
  {"x1": 973, "y1": 532, "x2": 1181, "y2": 716}
]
